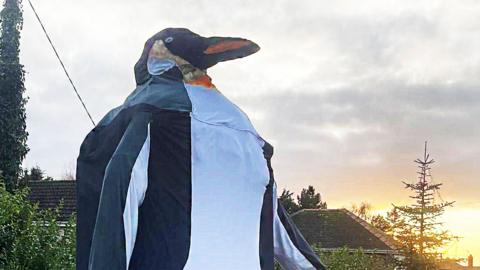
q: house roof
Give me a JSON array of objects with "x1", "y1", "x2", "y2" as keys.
[
  {"x1": 25, "y1": 181, "x2": 396, "y2": 254},
  {"x1": 291, "y1": 209, "x2": 398, "y2": 253},
  {"x1": 27, "y1": 180, "x2": 76, "y2": 221},
  {"x1": 439, "y1": 262, "x2": 480, "y2": 270}
]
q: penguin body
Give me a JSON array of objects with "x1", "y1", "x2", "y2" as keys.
[{"x1": 76, "y1": 28, "x2": 325, "y2": 270}]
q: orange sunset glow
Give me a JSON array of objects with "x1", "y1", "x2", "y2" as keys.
[{"x1": 16, "y1": 0, "x2": 479, "y2": 267}]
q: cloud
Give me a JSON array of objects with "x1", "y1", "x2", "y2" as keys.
[{"x1": 18, "y1": 0, "x2": 480, "y2": 206}]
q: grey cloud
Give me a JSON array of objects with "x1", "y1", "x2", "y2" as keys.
[
  {"x1": 235, "y1": 81, "x2": 479, "y2": 175},
  {"x1": 18, "y1": 0, "x2": 480, "y2": 205}
]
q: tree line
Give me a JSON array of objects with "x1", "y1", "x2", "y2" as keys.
[{"x1": 279, "y1": 185, "x2": 327, "y2": 214}]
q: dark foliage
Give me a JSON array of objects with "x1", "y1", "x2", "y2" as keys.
[
  {"x1": 297, "y1": 185, "x2": 327, "y2": 210},
  {"x1": 278, "y1": 189, "x2": 300, "y2": 214},
  {"x1": 279, "y1": 186, "x2": 327, "y2": 214},
  {"x1": 0, "y1": 0, "x2": 28, "y2": 192},
  {"x1": 17, "y1": 166, "x2": 54, "y2": 188}
]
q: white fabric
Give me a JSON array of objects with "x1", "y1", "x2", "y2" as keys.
[
  {"x1": 273, "y1": 184, "x2": 316, "y2": 270},
  {"x1": 184, "y1": 84, "x2": 260, "y2": 135},
  {"x1": 123, "y1": 124, "x2": 151, "y2": 269},
  {"x1": 147, "y1": 58, "x2": 176, "y2": 75},
  {"x1": 183, "y1": 84, "x2": 269, "y2": 270}
]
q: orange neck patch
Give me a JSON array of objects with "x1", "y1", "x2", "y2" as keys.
[{"x1": 188, "y1": 74, "x2": 215, "y2": 89}]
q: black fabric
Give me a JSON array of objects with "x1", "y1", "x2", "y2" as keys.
[
  {"x1": 134, "y1": 32, "x2": 163, "y2": 85},
  {"x1": 259, "y1": 142, "x2": 275, "y2": 270},
  {"x1": 262, "y1": 142, "x2": 274, "y2": 160},
  {"x1": 262, "y1": 142, "x2": 326, "y2": 270},
  {"x1": 134, "y1": 28, "x2": 207, "y2": 85},
  {"x1": 259, "y1": 182, "x2": 274, "y2": 270},
  {"x1": 97, "y1": 71, "x2": 190, "y2": 127},
  {"x1": 277, "y1": 203, "x2": 327, "y2": 270},
  {"x1": 151, "y1": 67, "x2": 184, "y2": 82},
  {"x1": 77, "y1": 104, "x2": 158, "y2": 270},
  {"x1": 128, "y1": 111, "x2": 192, "y2": 270},
  {"x1": 134, "y1": 28, "x2": 259, "y2": 85},
  {"x1": 88, "y1": 111, "x2": 151, "y2": 269}
]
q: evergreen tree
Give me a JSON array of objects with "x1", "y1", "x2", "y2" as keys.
[
  {"x1": 17, "y1": 165, "x2": 53, "y2": 187},
  {"x1": 0, "y1": 0, "x2": 28, "y2": 192},
  {"x1": 370, "y1": 214, "x2": 391, "y2": 232},
  {"x1": 25, "y1": 165, "x2": 44, "y2": 180},
  {"x1": 279, "y1": 189, "x2": 300, "y2": 214},
  {"x1": 297, "y1": 185, "x2": 327, "y2": 210},
  {"x1": 392, "y1": 142, "x2": 455, "y2": 269}
]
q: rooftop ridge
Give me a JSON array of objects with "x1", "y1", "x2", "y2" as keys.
[
  {"x1": 290, "y1": 208, "x2": 341, "y2": 217},
  {"x1": 291, "y1": 208, "x2": 399, "y2": 252},
  {"x1": 340, "y1": 208, "x2": 398, "y2": 251},
  {"x1": 28, "y1": 180, "x2": 76, "y2": 183}
]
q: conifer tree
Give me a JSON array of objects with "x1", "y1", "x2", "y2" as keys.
[
  {"x1": 0, "y1": 0, "x2": 28, "y2": 191},
  {"x1": 279, "y1": 189, "x2": 300, "y2": 214},
  {"x1": 297, "y1": 185, "x2": 327, "y2": 210},
  {"x1": 392, "y1": 142, "x2": 455, "y2": 269}
]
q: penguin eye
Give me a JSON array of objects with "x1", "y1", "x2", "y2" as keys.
[{"x1": 165, "y1": 37, "x2": 174, "y2": 43}]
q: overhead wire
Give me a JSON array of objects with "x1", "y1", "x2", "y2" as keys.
[{"x1": 26, "y1": 0, "x2": 96, "y2": 127}]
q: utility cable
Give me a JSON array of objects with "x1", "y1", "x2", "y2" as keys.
[{"x1": 27, "y1": 0, "x2": 96, "y2": 126}]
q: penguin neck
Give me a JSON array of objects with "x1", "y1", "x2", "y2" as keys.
[
  {"x1": 150, "y1": 64, "x2": 216, "y2": 88},
  {"x1": 178, "y1": 64, "x2": 215, "y2": 88},
  {"x1": 147, "y1": 45, "x2": 215, "y2": 89}
]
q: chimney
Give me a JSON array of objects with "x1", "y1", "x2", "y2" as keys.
[{"x1": 468, "y1": 254, "x2": 473, "y2": 268}]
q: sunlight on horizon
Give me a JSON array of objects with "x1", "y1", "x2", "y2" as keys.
[
  {"x1": 441, "y1": 209, "x2": 480, "y2": 265},
  {"x1": 360, "y1": 206, "x2": 480, "y2": 264}
]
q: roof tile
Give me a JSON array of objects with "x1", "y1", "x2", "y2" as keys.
[
  {"x1": 27, "y1": 180, "x2": 76, "y2": 221},
  {"x1": 291, "y1": 209, "x2": 397, "y2": 252}
]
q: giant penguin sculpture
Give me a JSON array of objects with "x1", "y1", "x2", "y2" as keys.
[{"x1": 76, "y1": 28, "x2": 326, "y2": 270}]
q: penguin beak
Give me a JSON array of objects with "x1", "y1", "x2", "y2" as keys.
[{"x1": 202, "y1": 36, "x2": 260, "y2": 68}]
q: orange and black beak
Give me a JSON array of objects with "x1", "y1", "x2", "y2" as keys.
[
  {"x1": 200, "y1": 36, "x2": 260, "y2": 68},
  {"x1": 134, "y1": 28, "x2": 260, "y2": 85}
]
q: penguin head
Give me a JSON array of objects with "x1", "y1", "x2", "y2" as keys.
[{"x1": 134, "y1": 28, "x2": 260, "y2": 85}]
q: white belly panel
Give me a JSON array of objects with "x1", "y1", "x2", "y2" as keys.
[{"x1": 183, "y1": 84, "x2": 269, "y2": 270}]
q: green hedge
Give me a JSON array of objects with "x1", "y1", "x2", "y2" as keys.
[
  {"x1": 275, "y1": 247, "x2": 397, "y2": 270},
  {"x1": 316, "y1": 247, "x2": 397, "y2": 270},
  {"x1": 0, "y1": 184, "x2": 75, "y2": 270}
]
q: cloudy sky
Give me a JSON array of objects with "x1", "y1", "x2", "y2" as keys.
[{"x1": 19, "y1": 0, "x2": 479, "y2": 262}]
